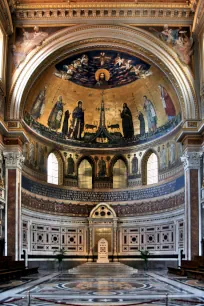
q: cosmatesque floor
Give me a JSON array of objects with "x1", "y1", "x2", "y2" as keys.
[{"x1": 0, "y1": 262, "x2": 204, "y2": 306}]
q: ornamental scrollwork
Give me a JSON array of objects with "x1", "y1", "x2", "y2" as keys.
[
  {"x1": 3, "y1": 152, "x2": 25, "y2": 169},
  {"x1": 181, "y1": 151, "x2": 203, "y2": 170}
]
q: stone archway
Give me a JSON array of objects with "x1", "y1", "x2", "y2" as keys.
[{"x1": 8, "y1": 24, "x2": 197, "y2": 121}]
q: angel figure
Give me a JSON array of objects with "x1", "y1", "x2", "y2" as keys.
[
  {"x1": 114, "y1": 54, "x2": 125, "y2": 67},
  {"x1": 93, "y1": 52, "x2": 111, "y2": 66},
  {"x1": 173, "y1": 33, "x2": 193, "y2": 65}
]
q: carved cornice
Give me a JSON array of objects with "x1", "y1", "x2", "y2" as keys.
[
  {"x1": 192, "y1": 0, "x2": 204, "y2": 34},
  {"x1": 181, "y1": 151, "x2": 202, "y2": 170},
  {"x1": 3, "y1": 151, "x2": 25, "y2": 169},
  {"x1": 0, "y1": 0, "x2": 13, "y2": 35},
  {"x1": 13, "y1": 5, "x2": 193, "y2": 25}
]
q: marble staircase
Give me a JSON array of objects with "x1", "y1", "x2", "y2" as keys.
[{"x1": 68, "y1": 262, "x2": 137, "y2": 276}]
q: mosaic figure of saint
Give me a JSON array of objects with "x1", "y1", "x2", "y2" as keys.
[
  {"x1": 67, "y1": 154, "x2": 74, "y2": 175},
  {"x1": 31, "y1": 86, "x2": 47, "y2": 120},
  {"x1": 29, "y1": 143, "x2": 35, "y2": 166},
  {"x1": 98, "y1": 157, "x2": 106, "y2": 177},
  {"x1": 158, "y1": 85, "x2": 176, "y2": 120},
  {"x1": 143, "y1": 96, "x2": 157, "y2": 133},
  {"x1": 169, "y1": 143, "x2": 176, "y2": 164},
  {"x1": 131, "y1": 154, "x2": 138, "y2": 175},
  {"x1": 48, "y1": 96, "x2": 64, "y2": 130},
  {"x1": 120, "y1": 103, "x2": 134, "y2": 139},
  {"x1": 62, "y1": 110, "x2": 70, "y2": 135},
  {"x1": 95, "y1": 69, "x2": 110, "y2": 89},
  {"x1": 72, "y1": 101, "x2": 85, "y2": 140},
  {"x1": 138, "y1": 111, "x2": 145, "y2": 135},
  {"x1": 160, "y1": 145, "x2": 167, "y2": 170}
]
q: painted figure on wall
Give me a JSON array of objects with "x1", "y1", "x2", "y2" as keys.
[
  {"x1": 62, "y1": 110, "x2": 70, "y2": 135},
  {"x1": 131, "y1": 154, "x2": 138, "y2": 174},
  {"x1": 72, "y1": 100, "x2": 85, "y2": 140},
  {"x1": 98, "y1": 157, "x2": 106, "y2": 177},
  {"x1": 95, "y1": 69, "x2": 110, "y2": 88},
  {"x1": 158, "y1": 85, "x2": 176, "y2": 120},
  {"x1": 31, "y1": 86, "x2": 47, "y2": 120},
  {"x1": 160, "y1": 145, "x2": 167, "y2": 170},
  {"x1": 173, "y1": 32, "x2": 193, "y2": 65},
  {"x1": 48, "y1": 96, "x2": 64, "y2": 130},
  {"x1": 120, "y1": 103, "x2": 134, "y2": 138},
  {"x1": 67, "y1": 154, "x2": 75, "y2": 175},
  {"x1": 138, "y1": 111, "x2": 145, "y2": 135},
  {"x1": 143, "y1": 96, "x2": 157, "y2": 133},
  {"x1": 169, "y1": 143, "x2": 176, "y2": 164}
]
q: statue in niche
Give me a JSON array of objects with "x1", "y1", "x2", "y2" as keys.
[
  {"x1": 120, "y1": 103, "x2": 134, "y2": 138},
  {"x1": 158, "y1": 85, "x2": 176, "y2": 120},
  {"x1": 98, "y1": 157, "x2": 106, "y2": 177},
  {"x1": 71, "y1": 100, "x2": 85, "y2": 140},
  {"x1": 131, "y1": 154, "x2": 138, "y2": 174},
  {"x1": 62, "y1": 110, "x2": 70, "y2": 135},
  {"x1": 143, "y1": 96, "x2": 157, "y2": 133},
  {"x1": 67, "y1": 154, "x2": 74, "y2": 175},
  {"x1": 31, "y1": 86, "x2": 47, "y2": 120},
  {"x1": 160, "y1": 145, "x2": 167, "y2": 170},
  {"x1": 48, "y1": 96, "x2": 65, "y2": 130},
  {"x1": 138, "y1": 111, "x2": 145, "y2": 135},
  {"x1": 169, "y1": 143, "x2": 176, "y2": 165}
]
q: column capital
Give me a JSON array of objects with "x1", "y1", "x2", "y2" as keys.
[
  {"x1": 181, "y1": 151, "x2": 202, "y2": 170},
  {"x1": 3, "y1": 152, "x2": 25, "y2": 170}
]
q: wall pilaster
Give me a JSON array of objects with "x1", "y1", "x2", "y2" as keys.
[
  {"x1": 181, "y1": 151, "x2": 202, "y2": 260},
  {"x1": 3, "y1": 151, "x2": 24, "y2": 260}
]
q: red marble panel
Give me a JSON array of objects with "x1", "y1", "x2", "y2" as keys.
[
  {"x1": 190, "y1": 169, "x2": 199, "y2": 258},
  {"x1": 7, "y1": 169, "x2": 16, "y2": 260}
]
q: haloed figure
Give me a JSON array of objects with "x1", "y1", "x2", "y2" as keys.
[
  {"x1": 72, "y1": 100, "x2": 85, "y2": 140},
  {"x1": 120, "y1": 103, "x2": 134, "y2": 139}
]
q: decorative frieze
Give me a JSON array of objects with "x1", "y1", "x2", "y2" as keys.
[{"x1": 22, "y1": 190, "x2": 184, "y2": 217}]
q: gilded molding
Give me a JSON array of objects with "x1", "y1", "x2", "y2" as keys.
[{"x1": 0, "y1": 0, "x2": 13, "y2": 34}]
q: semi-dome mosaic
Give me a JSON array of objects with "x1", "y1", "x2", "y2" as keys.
[{"x1": 24, "y1": 49, "x2": 181, "y2": 148}]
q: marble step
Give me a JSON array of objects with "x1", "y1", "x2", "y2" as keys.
[{"x1": 68, "y1": 262, "x2": 137, "y2": 275}]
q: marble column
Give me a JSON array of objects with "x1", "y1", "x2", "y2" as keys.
[
  {"x1": 181, "y1": 151, "x2": 202, "y2": 260},
  {"x1": 3, "y1": 151, "x2": 24, "y2": 260}
]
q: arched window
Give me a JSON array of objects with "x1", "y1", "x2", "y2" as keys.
[
  {"x1": 147, "y1": 153, "x2": 158, "y2": 185},
  {"x1": 113, "y1": 159, "x2": 127, "y2": 189},
  {"x1": 78, "y1": 159, "x2": 92, "y2": 189},
  {"x1": 47, "y1": 153, "x2": 59, "y2": 185}
]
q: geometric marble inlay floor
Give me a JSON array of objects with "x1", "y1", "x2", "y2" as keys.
[{"x1": 0, "y1": 263, "x2": 204, "y2": 306}]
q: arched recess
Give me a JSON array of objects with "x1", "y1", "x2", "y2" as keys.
[
  {"x1": 47, "y1": 150, "x2": 64, "y2": 185},
  {"x1": 8, "y1": 24, "x2": 198, "y2": 121},
  {"x1": 141, "y1": 149, "x2": 159, "y2": 185},
  {"x1": 110, "y1": 155, "x2": 128, "y2": 189},
  {"x1": 90, "y1": 203, "x2": 116, "y2": 218},
  {"x1": 77, "y1": 156, "x2": 94, "y2": 189}
]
